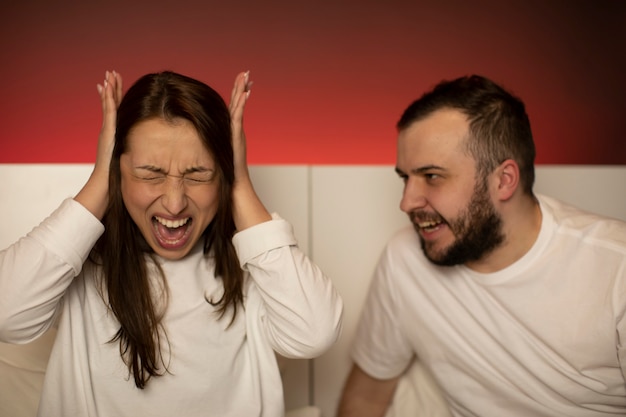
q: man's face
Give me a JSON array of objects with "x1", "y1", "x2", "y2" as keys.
[
  {"x1": 396, "y1": 108, "x2": 504, "y2": 266},
  {"x1": 120, "y1": 117, "x2": 220, "y2": 260}
]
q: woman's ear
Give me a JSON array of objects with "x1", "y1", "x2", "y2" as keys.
[{"x1": 495, "y1": 159, "x2": 519, "y2": 201}]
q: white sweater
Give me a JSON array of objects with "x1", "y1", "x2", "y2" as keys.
[{"x1": 0, "y1": 198, "x2": 343, "y2": 417}]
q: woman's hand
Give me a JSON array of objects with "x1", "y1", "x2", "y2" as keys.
[
  {"x1": 75, "y1": 71, "x2": 123, "y2": 219},
  {"x1": 95, "y1": 71, "x2": 123, "y2": 180},
  {"x1": 228, "y1": 71, "x2": 271, "y2": 231},
  {"x1": 229, "y1": 71, "x2": 252, "y2": 182}
]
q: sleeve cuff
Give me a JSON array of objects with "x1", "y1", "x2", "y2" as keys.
[{"x1": 232, "y1": 213, "x2": 298, "y2": 267}]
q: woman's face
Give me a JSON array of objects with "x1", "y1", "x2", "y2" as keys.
[{"x1": 120, "y1": 117, "x2": 221, "y2": 260}]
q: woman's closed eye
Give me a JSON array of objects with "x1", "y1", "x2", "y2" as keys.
[
  {"x1": 183, "y1": 172, "x2": 215, "y2": 184},
  {"x1": 133, "y1": 166, "x2": 216, "y2": 184},
  {"x1": 135, "y1": 173, "x2": 166, "y2": 182},
  {"x1": 134, "y1": 166, "x2": 167, "y2": 182}
]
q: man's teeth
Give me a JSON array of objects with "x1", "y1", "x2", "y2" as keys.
[
  {"x1": 418, "y1": 220, "x2": 440, "y2": 229},
  {"x1": 155, "y1": 216, "x2": 190, "y2": 229}
]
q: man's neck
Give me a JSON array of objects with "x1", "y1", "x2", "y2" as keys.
[{"x1": 466, "y1": 196, "x2": 542, "y2": 273}]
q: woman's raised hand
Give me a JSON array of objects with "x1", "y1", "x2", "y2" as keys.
[
  {"x1": 229, "y1": 71, "x2": 252, "y2": 182},
  {"x1": 75, "y1": 71, "x2": 123, "y2": 220},
  {"x1": 95, "y1": 71, "x2": 123, "y2": 179},
  {"x1": 228, "y1": 71, "x2": 271, "y2": 231}
]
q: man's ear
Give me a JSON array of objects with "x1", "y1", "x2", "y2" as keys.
[{"x1": 494, "y1": 159, "x2": 519, "y2": 201}]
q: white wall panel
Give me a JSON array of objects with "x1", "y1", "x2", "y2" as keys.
[
  {"x1": 248, "y1": 166, "x2": 312, "y2": 410},
  {"x1": 248, "y1": 166, "x2": 310, "y2": 254},
  {"x1": 310, "y1": 166, "x2": 408, "y2": 417},
  {"x1": 534, "y1": 165, "x2": 626, "y2": 221},
  {"x1": 1, "y1": 164, "x2": 625, "y2": 417},
  {"x1": 0, "y1": 164, "x2": 93, "y2": 250}
]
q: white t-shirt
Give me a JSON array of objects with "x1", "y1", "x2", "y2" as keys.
[
  {"x1": 0, "y1": 199, "x2": 343, "y2": 417},
  {"x1": 353, "y1": 195, "x2": 626, "y2": 416}
]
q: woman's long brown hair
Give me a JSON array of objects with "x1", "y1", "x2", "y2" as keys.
[{"x1": 92, "y1": 71, "x2": 243, "y2": 388}]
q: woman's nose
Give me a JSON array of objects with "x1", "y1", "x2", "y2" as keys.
[{"x1": 161, "y1": 177, "x2": 188, "y2": 215}]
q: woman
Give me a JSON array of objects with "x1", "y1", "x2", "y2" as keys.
[{"x1": 0, "y1": 70, "x2": 343, "y2": 416}]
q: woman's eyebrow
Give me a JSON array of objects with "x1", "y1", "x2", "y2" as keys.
[
  {"x1": 136, "y1": 165, "x2": 165, "y2": 173},
  {"x1": 183, "y1": 166, "x2": 215, "y2": 174},
  {"x1": 136, "y1": 165, "x2": 215, "y2": 175}
]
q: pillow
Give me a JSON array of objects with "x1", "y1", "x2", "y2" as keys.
[{"x1": 0, "y1": 328, "x2": 57, "y2": 417}]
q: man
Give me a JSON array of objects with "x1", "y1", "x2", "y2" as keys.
[{"x1": 337, "y1": 75, "x2": 626, "y2": 416}]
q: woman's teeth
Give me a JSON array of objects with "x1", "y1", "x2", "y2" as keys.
[{"x1": 154, "y1": 216, "x2": 190, "y2": 229}]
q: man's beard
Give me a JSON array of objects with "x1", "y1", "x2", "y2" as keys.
[{"x1": 412, "y1": 180, "x2": 504, "y2": 266}]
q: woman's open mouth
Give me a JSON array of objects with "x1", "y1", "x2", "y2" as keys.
[{"x1": 152, "y1": 216, "x2": 193, "y2": 249}]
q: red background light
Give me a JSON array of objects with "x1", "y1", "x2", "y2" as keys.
[{"x1": 1, "y1": 0, "x2": 624, "y2": 164}]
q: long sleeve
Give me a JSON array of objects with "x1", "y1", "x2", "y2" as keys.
[
  {"x1": 0, "y1": 198, "x2": 104, "y2": 343},
  {"x1": 233, "y1": 214, "x2": 343, "y2": 358}
]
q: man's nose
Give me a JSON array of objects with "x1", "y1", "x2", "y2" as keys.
[{"x1": 399, "y1": 177, "x2": 427, "y2": 214}]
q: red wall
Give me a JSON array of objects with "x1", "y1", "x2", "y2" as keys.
[{"x1": 1, "y1": 0, "x2": 625, "y2": 164}]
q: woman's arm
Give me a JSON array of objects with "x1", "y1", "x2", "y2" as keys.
[
  {"x1": 0, "y1": 71, "x2": 118, "y2": 342},
  {"x1": 234, "y1": 217, "x2": 343, "y2": 358},
  {"x1": 227, "y1": 71, "x2": 342, "y2": 355},
  {"x1": 228, "y1": 71, "x2": 272, "y2": 231},
  {"x1": 75, "y1": 70, "x2": 123, "y2": 219},
  {"x1": 0, "y1": 200, "x2": 104, "y2": 343}
]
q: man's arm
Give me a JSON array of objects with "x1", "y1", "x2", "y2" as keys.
[{"x1": 336, "y1": 363, "x2": 400, "y2": 417}]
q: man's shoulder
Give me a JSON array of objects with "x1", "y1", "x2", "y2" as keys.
[{"x1": 540, "y1": 194, "x2": 626, "y2": 250}]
